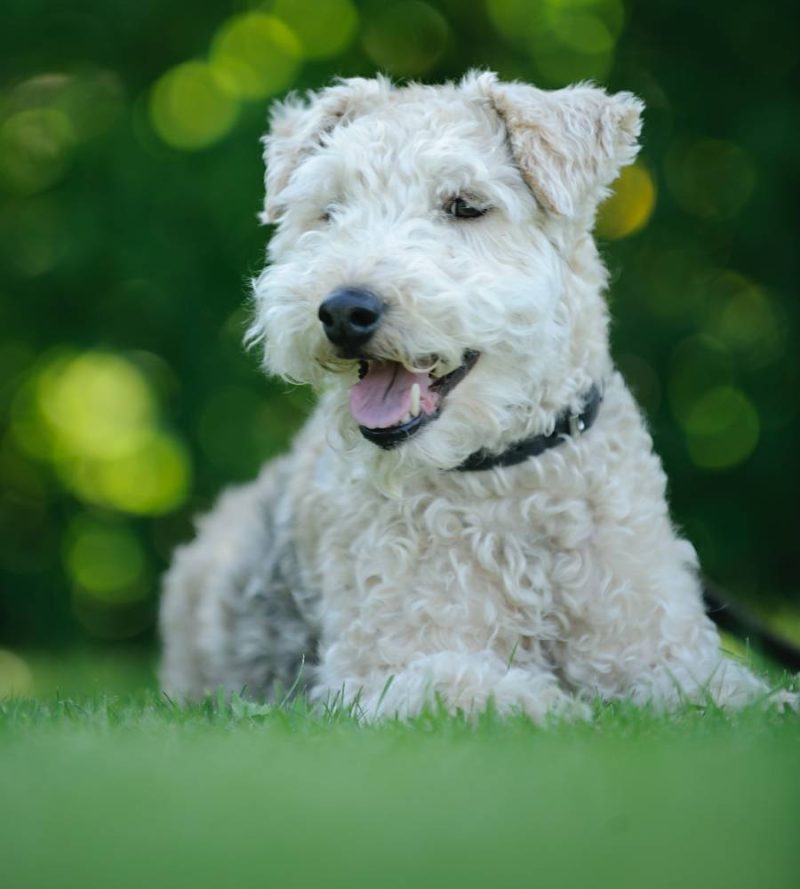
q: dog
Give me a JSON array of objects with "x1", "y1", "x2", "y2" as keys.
[{"x1": 160, "y1": 72, "x2": 792, "y2": 721}]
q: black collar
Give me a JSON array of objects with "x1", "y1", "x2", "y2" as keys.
[{"x1": 455, "y1": 384, "x2": 603, "y2": 472}]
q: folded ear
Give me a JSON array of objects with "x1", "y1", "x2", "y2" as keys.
[
  {"x1": 465, "y1": 72, "x2": 643, "y2": 219},
  {"x1": 262, "y1": 76, "x2": 390, "y2": 223}
]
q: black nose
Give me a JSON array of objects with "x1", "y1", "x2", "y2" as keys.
[{"x1": 318, "y1": 288, "x2": 384, "y2": 351}]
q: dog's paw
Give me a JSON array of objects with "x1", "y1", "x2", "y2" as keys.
[
  {"x1": 767, "y1": 688, "x2": 799, "y2": 713},
  {"x1": 527, "y1": 692, "x2": 592, "y2": 724},
  {"x1": 486, "y1": 668, "x2": 592, "y2": 725}
]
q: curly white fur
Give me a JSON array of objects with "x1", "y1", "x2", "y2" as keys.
[{"x1": 160, "y1": 72, "x2": 791, "y2": 721}]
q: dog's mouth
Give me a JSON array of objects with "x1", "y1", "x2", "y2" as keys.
[{"x1": 349, "y1": 350, "x2": 480, "y2": 449}]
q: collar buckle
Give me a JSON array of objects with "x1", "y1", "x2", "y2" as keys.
[{"x1": 568, "y1": 414, "x2": 586, "y2": 437}]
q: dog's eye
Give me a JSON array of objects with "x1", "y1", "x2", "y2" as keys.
[
  {"x1": 320, "y1": 202, "x2": 342, "y2": 224},
  {"x1": 445, "y1": 197, "x2": 489, "y2": 220}
]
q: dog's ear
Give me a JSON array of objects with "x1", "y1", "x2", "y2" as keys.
[
  {"x1": 262, "y1": 77, "x2": 390, "y2": 224},
  {"x1": 464, "y1": 71, "x2": 643, "y2": 219}
]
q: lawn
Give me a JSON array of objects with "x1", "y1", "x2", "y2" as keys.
[{"x1": 2, "y1": 669, "x2": 799, "y2": 889}]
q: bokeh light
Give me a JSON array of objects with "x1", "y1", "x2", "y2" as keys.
[
  {"x1": 0, "y1": 108, "x2": 75, "y2": 194},
  {"x1": 90, "y1": 431, "x2": 190, "y2": 516},
  {"x1": 682, "y1": 386, "x2": 760, "y2": 470},
  {"x1": 704, "y1": 272, "x2": 786, "y2": 370},
  {"x1": 65, "y1": 514, "x2": 147, "y2": 605},
  {"x1": 54, "y1": 70, "x2": 124, "y2": 141},
  {"x1": 596, "y1": 163, "x2": 656, "y2": 239},
  {"x1": 665, "y1": 139, "x2": 756, "y2": 219},
  {"x1": 487, "y1": 0, "x2": 625, "y2": 85},
  {"x1": 363, "y1": 2, "x2": 449, "y2": 76},
  {"x1": 149, "y1": 61, "x2": 239, "y2": 150},
  {"x1": 210, "y1": 13, "x2": 302, "y2": 101},
  {"x1": 669, "y1": 337, "x2": 760, "y2": 472},
  {"x1": 11, "y1": 351, "x2": 191, "y2": 516},
  {"x1": 36, "y1": 352, "x2": 155, "y2": 460},
  {"x1": 0, "y1": 69, "x2": 124, "y2": 196},
  {"x1": 8, "y1": 71, "x2": 123, "y2": 142},
  {"x1": 274, "y1": 0, "x2": 358, "y2": 60}
]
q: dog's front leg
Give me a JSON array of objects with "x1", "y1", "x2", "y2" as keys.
[{"x1": 313, "y1": 651, "x2": 590, "y2": 723}]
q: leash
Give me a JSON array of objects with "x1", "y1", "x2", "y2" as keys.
[{"x1": 704, "y1": 580, "x2": 800, "y2": 671}]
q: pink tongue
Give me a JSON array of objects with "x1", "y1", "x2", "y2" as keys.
[{"x1": 350, "y1": 362, "x2": 434, "y2": 429}]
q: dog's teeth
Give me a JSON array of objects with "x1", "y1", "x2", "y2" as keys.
[{"x1": 410, "y1": 383, "x2": 421, "y2": 417}]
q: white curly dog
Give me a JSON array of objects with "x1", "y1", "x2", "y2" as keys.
[{"x1": 160, "y1": 72, "x2": 787, "y2": 721}]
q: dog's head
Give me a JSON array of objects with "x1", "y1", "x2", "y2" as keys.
[{"x1": 250, "y1": 72, "x2": 642, "y2": 473}]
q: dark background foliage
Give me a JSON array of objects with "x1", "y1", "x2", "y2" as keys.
[{"x1": 1, "y1": 0, "x2": 798, "y2": 657}]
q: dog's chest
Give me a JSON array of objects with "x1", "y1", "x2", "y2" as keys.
[{"x1": 304, "y1": 479, "x2": 594, "y2": 648}]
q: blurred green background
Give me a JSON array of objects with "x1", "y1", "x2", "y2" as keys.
[{"x1": 1, "y1": 0, "x2": 799, "y2": 693}]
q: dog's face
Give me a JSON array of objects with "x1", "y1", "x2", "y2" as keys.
[{"x1": 251, "y1": 72, "x2": 642, "y2": 472}]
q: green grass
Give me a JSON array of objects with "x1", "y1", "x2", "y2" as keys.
[{"x1": 2, "y1": 682, "x2": 799, "y2": 889}]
